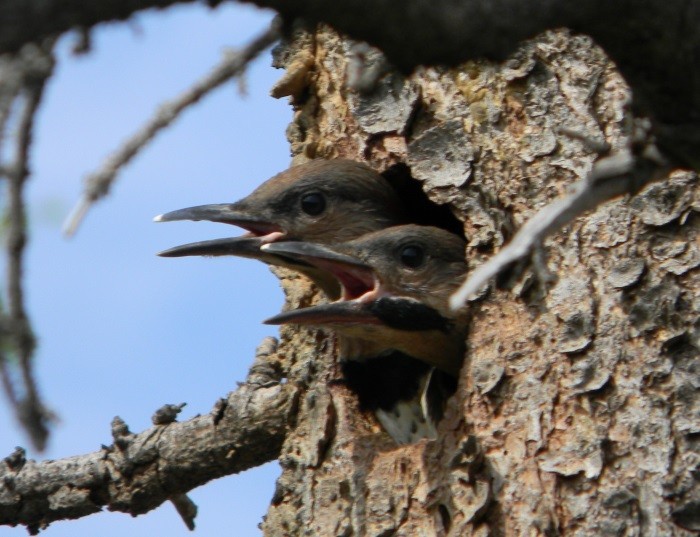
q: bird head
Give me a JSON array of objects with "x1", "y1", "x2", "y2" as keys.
[
  {"x1": 263, "y1": 225, "x2": 468, "y2": 375},
  {"x1": 155, "y1": 160, "x2": 407, "y2": 298}
]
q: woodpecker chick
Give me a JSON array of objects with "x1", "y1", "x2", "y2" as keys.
[
  {"x1": 155, "y1": 159, "x2": 407, "y2": 298},
  {"x1": 263, "y1": 225, "x2": 468, "y2": 443},
  {"x1": 263, "y1": 225, "x2": 468, "y2": 376}
]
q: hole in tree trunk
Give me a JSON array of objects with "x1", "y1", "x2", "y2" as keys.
[{"x1": 382, "y1": 163, "x2": 464, "y2": 238}]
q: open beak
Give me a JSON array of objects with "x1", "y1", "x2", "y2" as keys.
[
  {"x1": 262, "y1": 241, "x2": 377, "y2": 301},
  {"x1": 154, "y1": 201, "x2": 293, "y2": 261},
  {"x1": 155, "y1": 207, "x2": 355, "y2": 297},
  {"x1": 262, "y1": 241, "x2": 452, "y2": 332}
]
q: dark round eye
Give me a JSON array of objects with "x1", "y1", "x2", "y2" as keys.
[
  {"x1": 399, "y1": 245, "x2": 425, "y2": 268},
  {"x1": 300, "y1": 192, "x2": 326, "y2": 216}
]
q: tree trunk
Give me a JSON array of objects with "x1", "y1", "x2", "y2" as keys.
[{"x1": 262, "y1": 26, "x2": 700, "y2": 535}]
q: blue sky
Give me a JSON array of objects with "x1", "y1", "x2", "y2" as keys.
[{"x1": 1, "y1": 4, "x2": 291, "y2": 535}]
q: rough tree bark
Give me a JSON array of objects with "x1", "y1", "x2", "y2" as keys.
[
  {"x1": 261, "y1": 26, "x2": 700, "y2": 535},
  {"x1": 1, "y1": 7, "x2": 699, "y2": 536}
]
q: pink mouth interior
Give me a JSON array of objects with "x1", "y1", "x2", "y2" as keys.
[
  {"x1": 240, "y1": 222, "x2": 285, "y2": 243},
  {"x1": 239, "y1": 222, "x2": 378, "y2": 301},
  {"x1": 308, "y1": 259, "x2": 376, "y2": 300}
]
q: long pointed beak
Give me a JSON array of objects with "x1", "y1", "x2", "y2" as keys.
[
  {"x1": 158, "y1": 237, "x2": 267, "y2": 258},
  {"x1": 154, "y1": 204, "x2": 281, "y2": 235},
  {"x1": 263, "y1": 241, "x2": 376, "y2": 300},
  {"x1": 265, "y1": 296, "x2": 452, "y2": 333},
  {"x1": 264, "y1": 301, "x2": 383, "y2": 326},
  {"x1": 263, "y1": 241, "x2": 366, "y2": 267},
  {"x1": 157, "y1": 236, "x2": 314, "y2": 271}
]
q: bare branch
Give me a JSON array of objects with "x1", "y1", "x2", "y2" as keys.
[
  {"x1": 0, "y1": 41, "x2": 56, "y2": 452},
  {"x1": 0, "y1": 337, "x2": 296, "y2": 533},
  {"x1": 62, "y1": 19, "x2": 281, "y2": 237},
  {"x1": 450, "y1": 142, "x2": 672, "y2": 310},
  {"x1": 170, "y1": 493, "x2": 198, "y2": 531},
  {"x1": 0, "y1": 0, "x2": 198, "y2": 55}
]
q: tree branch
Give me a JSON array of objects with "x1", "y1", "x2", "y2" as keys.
[
  {"x1": 0, "y1": 337, "x2": 297, "y2": 534},
  {"x1": 0, "y1": 41, "x2": 56, "y2": 452},
  {"x1": 0, "y1": 0, "x2": 197, "y2": 54},
  {"x1": 62, "y1": 19, "x2": 280, "y2": 236}
]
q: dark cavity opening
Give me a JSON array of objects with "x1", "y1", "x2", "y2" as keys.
[
  {"x1": 382, "y1": 163, "x2": 464, "y2": 238},
  {"x1": 438, "y1": 504, "x2": 452, "y2": 532}
]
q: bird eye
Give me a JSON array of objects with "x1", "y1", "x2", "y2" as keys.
[
  {"x1": 399, "y1": 245, "x2": 425, "y2": 268},
  {"x1": 300, "y1": 192, "x2": 326, "y2": 216}
]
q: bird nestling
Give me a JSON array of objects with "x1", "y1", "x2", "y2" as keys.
[
  {"x1": 155, "y1": 159, "x2": 408, "y2": 298},
  {"x1": 154, "y1": 160, "x2": 466, "y2": 444},
  {"x1": 263, "y1": 225, "x2": 468, "y2": 375},
  {"x1": 263, "y1": 225, "x2": 468, "y2": 443}
]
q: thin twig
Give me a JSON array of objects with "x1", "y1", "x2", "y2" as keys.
[
  {"x1": 3, "y1": 43, "x2": 56, "y2": 451},
  {"x1": 0, "y1": 91, "x2": 18, "y2": 154},
  {"x1": 0, "y1": 345, "x2": 19, "y2": 407},
  {"x1": 0, "y1": 53, "x2": 26, "y2": 171},
  {"x1": 0, "y1": 58, "x2": 23, "y2": 416},
  {"x1": 449, "y1": 146, "x2": 671, "y2": 310},
  {"x1": 62, "y1": 19, "x2": 281, "y2": 237},
  {"x1": 556, "y1": 126, "x2": 611, "y2": 155},
  {"x1": 170, "y1": 493, "x2": 198, "y2": 531}
]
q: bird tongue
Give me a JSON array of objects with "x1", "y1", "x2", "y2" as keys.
[
  {"x1": 236, "y1": 221, "x2": 283, "y2": 237},
  {"x1": 244, "y1": 230, "x2": 285, "y2": 243}
]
